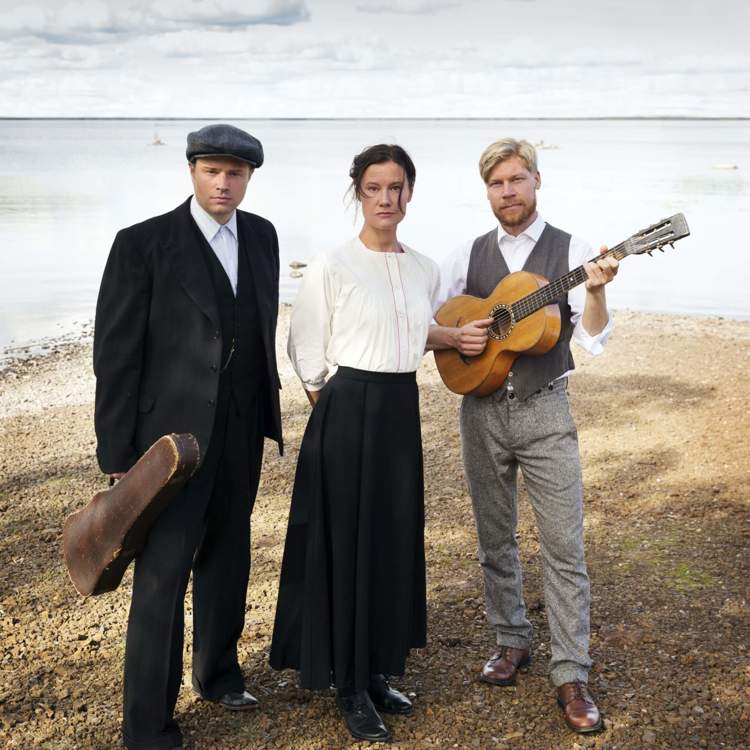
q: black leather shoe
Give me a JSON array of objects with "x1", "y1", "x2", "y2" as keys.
[
  {"x1": 194, "y1": 687, "x2": 259, "y2": 711},
  {"x1": 336, "y1": 689, "x2": 391, "y2": 742},
  {"x1": 368, "y1": 673, "x2": 413, "y2": 715}
]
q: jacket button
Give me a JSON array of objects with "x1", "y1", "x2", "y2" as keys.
[
  {"x1": 209, "y1": 362, "x2": 217, "y2": 372},
  {"x1": 208, "y1": 399, "x2": 215, "y2": 407},
  {"x1": 213, "y1": 330, "x2": 220, "y2": 340}
]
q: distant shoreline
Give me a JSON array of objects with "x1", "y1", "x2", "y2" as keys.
[{"x1": 2, "y1": 116, "x2": 749, "y2": 122}]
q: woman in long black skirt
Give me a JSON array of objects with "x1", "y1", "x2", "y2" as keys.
[{"x1": 270, "y1": 144, "x2": 440, "y2": 742}]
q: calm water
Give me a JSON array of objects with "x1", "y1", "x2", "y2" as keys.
[{"x1": 0, "y1": 118, "x2": 748, "y2": 354}]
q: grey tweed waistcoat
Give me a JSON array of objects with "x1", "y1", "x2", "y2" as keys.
[{"x1": 466, "y1": 223, "x2": 575, "y2": 400}]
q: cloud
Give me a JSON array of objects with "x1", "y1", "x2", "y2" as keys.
[
  {"x1": 0, "y1": 0, "x2": 747, "y2": 118},
  {"x1": 0, "y1": 0, "x2": 309, "y2": 44}
]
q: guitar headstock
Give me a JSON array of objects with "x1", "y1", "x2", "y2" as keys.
[{"x1": 622, "y1": 213, "x2": 690, "y2": 256}]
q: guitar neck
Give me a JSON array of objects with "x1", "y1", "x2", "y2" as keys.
[{"x1": 510, "y1": 243, "x2": 628, "y2": 321}]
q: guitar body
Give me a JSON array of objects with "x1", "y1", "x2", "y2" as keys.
[
  {"x1": 433, "y1": 213, "x2": 689, "y2": 396},
  {"x1": 434, "y1": 271, "x2": 561, "y2": 396}
]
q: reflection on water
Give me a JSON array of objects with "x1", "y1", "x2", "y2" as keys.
[
  {"x1": 675, "y1": 173, "x2": 746, "y2": 198},
  {"x1": 1, "y1": 118, "x2": 748, "y2": 355},
  {"x1": 0, "y1": 192, "x2": 96, "y2": 217}
]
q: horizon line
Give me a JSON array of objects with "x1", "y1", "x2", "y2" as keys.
[{"x1": 0, "y1": 116, "x2": 748, "y2": 122}]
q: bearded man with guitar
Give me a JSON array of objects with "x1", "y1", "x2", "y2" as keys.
[{"x1": 429, "y1": 138, "x2": 618, "y2": 734}]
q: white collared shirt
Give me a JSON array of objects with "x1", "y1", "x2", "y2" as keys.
[
  {"x1": 288, "y1": 238, "x2": 441, "y2": 391},
  {"x1": 435, "y1": 213, "x2": 613, "y2": 356},
  {"x1": 190, "y1": 196, "x2": 239, "y2": 295}
]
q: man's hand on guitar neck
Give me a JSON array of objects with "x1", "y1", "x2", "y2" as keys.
[
  {"x1": 584, "y1": 245, "x2": 619, "y2": 291},
  {"x1": 427, "y1": 318, "x2": 494, "y2": 356},
  {"x1": 582, "y1": 245, "x2": 619, "y2": 336}
]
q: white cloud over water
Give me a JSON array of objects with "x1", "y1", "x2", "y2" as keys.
[
  {"x1": 0, "y1": 0, "x2": 747, "y2": 117},
  {"x1": 1, "y1": 0, "x2": 308, "y2": 40}
]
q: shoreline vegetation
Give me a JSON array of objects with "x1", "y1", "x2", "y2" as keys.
[{"x1": 1, "y1": 307, "x2": 749, "y2": 748}]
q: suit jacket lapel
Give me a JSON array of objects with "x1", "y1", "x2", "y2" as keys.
[
  {"x1": 237, "y1": 212, "x2": 271, "y2": 335},
  {"x1": 167, "y1": 198, "x2": 220, "y2": 327}
]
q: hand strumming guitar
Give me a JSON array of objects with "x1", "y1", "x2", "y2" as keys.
[
  {"x1": 454, "y1": 318, "x2": 495, "y2": 356},
  {"x1": 428, "y1": 318, "x2": 494, "y2": 357}
]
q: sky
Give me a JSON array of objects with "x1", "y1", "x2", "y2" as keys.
[{"x1": 0, "y1": 0, "x2": 748, "y2": 118}]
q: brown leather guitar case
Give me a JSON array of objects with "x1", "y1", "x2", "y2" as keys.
[{"x1": 63, "y1": 433, "x2": 200, "y2": 597}]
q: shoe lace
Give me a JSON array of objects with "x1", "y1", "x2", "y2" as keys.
[
  {"x1": 490, "y1": 646, "x2": 515, "y2": 663},
  {"x1": 488, "y1": 647, "x2": 506, "y2": 663},
  {"x1": 571, "y1": 681, "x2": 593, "y2": 704}
]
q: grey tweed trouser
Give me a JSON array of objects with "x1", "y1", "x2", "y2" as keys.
[{"x1": 460, "y1": 378, "x2": 592, "y2": 686}]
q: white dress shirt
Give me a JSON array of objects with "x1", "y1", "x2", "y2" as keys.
[
  {"x1": 434, "y1": 213, "x2": 613, "y2": 356},
  {"x1": 288, "y1": 238, "x2": 441, "y2": 391},
  {"x1": 190, "y1": 196, "x2": 239, "y2": 295}
]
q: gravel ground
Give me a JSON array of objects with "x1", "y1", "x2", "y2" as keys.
[{"x1": 1, "y1": 309, "x2": 748, "y2": 749}]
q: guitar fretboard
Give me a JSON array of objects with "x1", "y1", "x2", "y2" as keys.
[{"x1": 508, "y1": 243, "x2": 628, "y2": 321}]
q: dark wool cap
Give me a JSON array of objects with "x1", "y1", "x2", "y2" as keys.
[{"x1": 186, "y1": 124, "x2": 264, "y2": 168}]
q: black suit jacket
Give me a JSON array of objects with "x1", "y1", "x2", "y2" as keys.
[{"x1": 94, "y1": 197, "x2": 283, "y2": 474}]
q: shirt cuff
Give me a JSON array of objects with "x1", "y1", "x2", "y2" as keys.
[
  {"x1": 572, "y1": 313, "x2": 613, "y2": 355},
  {"x1": 301, "y1": 378, "x2": 326, "y2": 392}
]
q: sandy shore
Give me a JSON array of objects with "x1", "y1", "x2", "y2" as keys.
[{"x1": 1, "y1": 308, "x2": 749, "y2": 749}]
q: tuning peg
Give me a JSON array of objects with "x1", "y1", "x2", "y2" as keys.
[
  {"x1": 670, "y1": 242, "x2": 675, "y2": 249},
  {"x1": 647, "y1": 250, "x2": 653, "y2": 256},
  {"x1": 659, "y1": 247, "x2": 664, "y2": 252}
]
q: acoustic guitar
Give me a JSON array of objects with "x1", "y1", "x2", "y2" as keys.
[{"x1": 434, "y1": 213, "x2": 690, "y2": 396}]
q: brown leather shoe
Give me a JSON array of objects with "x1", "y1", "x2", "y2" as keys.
[
  {"x1": 480, "y1": 646, "x2": 531, "y2": 686},
  {"x1": 556, "y1": 681, "x2": 602, "y2": 733}
]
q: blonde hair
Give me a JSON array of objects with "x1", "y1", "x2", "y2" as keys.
[{"x1": 479, "y1": 138, "x2": 538, "y2": 183}]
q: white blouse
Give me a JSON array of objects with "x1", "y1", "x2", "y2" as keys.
[{"x1": 288, "y1": 238, "x2": 441, "y2": 391}]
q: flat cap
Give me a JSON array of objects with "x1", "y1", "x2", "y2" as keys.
[{"x1": 186, "y1": 123, "x2": 264, "y2": 168}]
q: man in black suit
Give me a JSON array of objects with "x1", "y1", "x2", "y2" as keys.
[{"x1": 94, "y1": 124, "x2": 283, "y2": 750}]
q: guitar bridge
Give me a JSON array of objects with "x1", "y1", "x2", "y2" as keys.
[{"x1": 488, "y1": 304, "x2": 514, "y2": 340}]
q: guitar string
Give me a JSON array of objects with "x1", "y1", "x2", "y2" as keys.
[
  {"x1": 485, "y1": 218, "x2": 684, "y2": 331},
  {"x1": 490, "y1": 233, "x2": 673, "y2": 326},
  {"x1": 489, "y1": 243, "x2": 627, "y2": 326}
]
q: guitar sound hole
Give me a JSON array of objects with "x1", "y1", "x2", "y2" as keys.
[{"x1": 489, "y1": 306, "x2": 513, "y2": 340}]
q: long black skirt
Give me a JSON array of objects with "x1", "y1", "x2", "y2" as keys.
[{"x1": 270, "y1": 366, "x2": 427, "y2": 691}]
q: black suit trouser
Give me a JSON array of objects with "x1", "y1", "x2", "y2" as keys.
[{"x1": 122, "y1": 381, "x2": 264, "y2": 750}]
